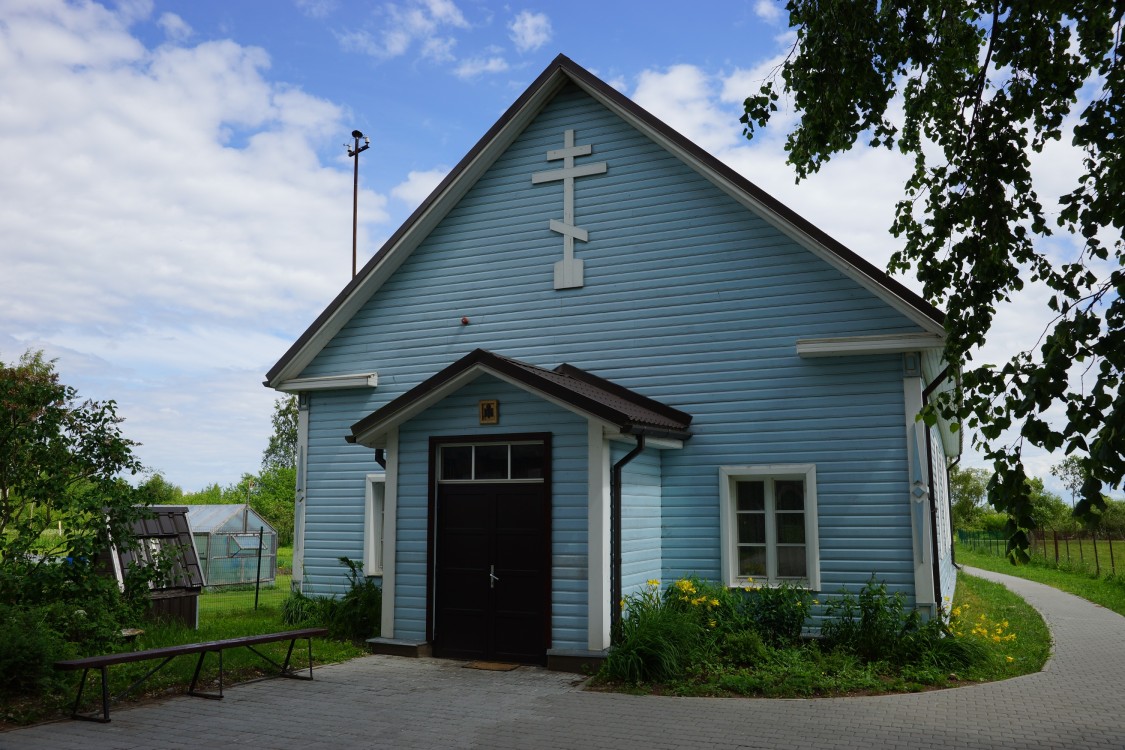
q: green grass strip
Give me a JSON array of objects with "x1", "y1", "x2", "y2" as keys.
[{"x1": 957, "y1": 545, "x2": 1125, "y2": 618}]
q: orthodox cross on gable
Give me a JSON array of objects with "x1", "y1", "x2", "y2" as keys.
[{"x1": 532, "y1": 129, "x2": 607, "y2": 289}]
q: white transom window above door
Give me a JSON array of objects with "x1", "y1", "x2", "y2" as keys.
[
  {"x1": 718, "y1": 465, "x2": 821, "y2": 591},
  {"x1": 437, "y1": 442, "x2": 546, "y2": 483}
]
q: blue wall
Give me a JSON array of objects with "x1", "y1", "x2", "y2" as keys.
[{"x1": 293, "y1": 81, "x2": 928, "y2": 614}]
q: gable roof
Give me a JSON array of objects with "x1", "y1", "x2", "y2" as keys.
[
  {"x1": 266, "y1": 54, "x2": 944, "y2": 388},
  {"x1": 348, "y1": 348, "x2": 693, "y2": 447}
]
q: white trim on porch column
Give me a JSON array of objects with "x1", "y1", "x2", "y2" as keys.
[
  {"x1": 904, "y1": 375, "x2": 936, "y2": 611},
  {"x1": 587, "y1": 421, "x2": 611, "y2": 651},
  {"x1": 379, "y1": 428, "x2": 400, "y2": 639},
  {"x1": 292, "y1": 395, "x2": 309, "y2": 589}
]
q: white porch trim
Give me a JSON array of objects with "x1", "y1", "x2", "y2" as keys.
[
  {"x1": 587, "y1": 421, "x2": 612, "y2": 651},
  {"x1": 379, "y1": 428, "x2": 400, "y2": 639}
]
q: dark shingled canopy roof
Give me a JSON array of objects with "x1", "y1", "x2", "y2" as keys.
[{"x1": 348, "y1": 348, "x2": 692, "y2": 444}]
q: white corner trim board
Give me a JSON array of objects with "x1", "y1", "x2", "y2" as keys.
[
  {"x1": 275, "y1": 373, "x2": 379, "y2": 392},
  {"x1": 796, "y1": 333, "x2": 945, "y2": 358}
]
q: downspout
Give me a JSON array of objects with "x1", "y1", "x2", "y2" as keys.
[
  {"x1": 610, "y1": 433, "x2": 646, "y2": 639},
  {"x1": 374, "y1": 449, "x2": 386, "y2": 469},
  {"x1": 922, "y1": 366, "x2": 952, "y2": 610}
]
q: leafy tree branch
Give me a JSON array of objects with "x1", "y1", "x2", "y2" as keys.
[{"x1": 742, "y1": 2, "x2": 1123, "y2": 559}]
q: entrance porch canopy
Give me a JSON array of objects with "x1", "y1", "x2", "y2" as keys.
[{"x1": 347, "y1": 348, "x2": 693, "y2": 448}]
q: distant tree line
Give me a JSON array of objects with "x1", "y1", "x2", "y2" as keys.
[
  {"x1": 137, "y1": 395, "x2": 298, "y2": 546},
  {"x1": 951, "y1": 464, "x2": 1125, "y2": 536}
]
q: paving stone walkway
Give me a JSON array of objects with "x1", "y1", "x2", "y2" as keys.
[{"x1": 5, "y1": 566, "x2": 1124, "y2": 749}]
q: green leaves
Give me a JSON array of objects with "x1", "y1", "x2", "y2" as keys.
[{"x1": 744, "y1": 2, "x2": 1125, "y2": 554}]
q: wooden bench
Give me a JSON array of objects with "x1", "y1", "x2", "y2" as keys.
[{"x1": 54, "y1": 627, "x2": 328, "y2": 723}]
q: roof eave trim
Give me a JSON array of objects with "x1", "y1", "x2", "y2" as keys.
[
  {"x1": 272, "y1": 373, "x2": 379, "y2": 392},
  {"x1": 796, "y1": 332, "x2": 945, "y2": 358}
]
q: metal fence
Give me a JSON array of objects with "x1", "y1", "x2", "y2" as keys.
[
  {"x1": 193, "y1": 540, "x2": 293, "y2": 626},
  {"x1": 958, "y1": 529, "x2": 1121, "y2": 577}
]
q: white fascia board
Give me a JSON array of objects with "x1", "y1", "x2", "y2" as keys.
[
  {"x1": 574, "y1": 81, "x2": 945, "y2": 337},
  {"x1": 795, "y1": 333, "x2": 945, "y2": 358},
  {"x1": 352, "y1": 362, "x2": 624, "y2": 448},
  {"x1": 274, "y1": 373, "x2": 379, "y2": 392},
  {"x1": 269, "y1": 73, "x2": 570, "y2": 387}
]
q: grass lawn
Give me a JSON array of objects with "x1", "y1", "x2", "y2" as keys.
[
  {"x1": 1, "y1": 597, "x2": 367, "y2": 726},
  {"x1": 957, "y1": 544, "x2": 1125, "y2": 618}
]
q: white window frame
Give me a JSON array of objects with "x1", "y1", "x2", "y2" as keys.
[
  {"x1": 719, "y1": 464, "x2": 821, "y2": 591},
  {"x1": 364, "y1": 473, "x2": 387, "y2": 577}
]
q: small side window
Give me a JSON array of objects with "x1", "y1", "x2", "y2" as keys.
[{"x1": 364, "y1": 474, "x2": 386, "y2": 576}]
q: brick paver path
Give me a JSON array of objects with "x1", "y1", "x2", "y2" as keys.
[{"x1": 5, "y1": 566, "x2": 1124, "y2": 749}]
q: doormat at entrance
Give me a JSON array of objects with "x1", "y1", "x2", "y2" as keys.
[{"x1": 463, "y1": 661, "x2": 520, "y2": 671}]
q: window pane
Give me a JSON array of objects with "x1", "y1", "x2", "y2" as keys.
[
  {"x1": 474, "y1": 444, "x2": 508, "y2": 480},
  {"x1": 440, "y1": 446, "x2": 472, "y2": 480},
  {"x1": 775, "y1": 480, "x2": 804, "y2": 511},
  {"x1": 738, "y1": 546, "x2": 766, "y2": 577},
  {"x1": 776, "y1": 512, "x2": 805, "y2": 544},
  {"x1": 510, "y1": 443, "x2": 545, "y2": 479},
  {"x1": 777, "y1": 545, "x2": 807, "y2": 578},
  {"x1": 736, "y1": 481, "x2": 765, "y2": 511},
  {"x1": 737, "y1": 513, "x2": 765, "y2": 544}
]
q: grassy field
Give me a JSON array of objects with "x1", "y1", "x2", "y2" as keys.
[
  {"x1": 961, "y1": 533, "x2": 1123, "y2": 577},
  {"x1": 957, "y1": 544, "x2": 1125, "y2": 618}
]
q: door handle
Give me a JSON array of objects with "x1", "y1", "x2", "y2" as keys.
[{"x1": 489, "y1": 564, "x2": 500, "y2": 589}]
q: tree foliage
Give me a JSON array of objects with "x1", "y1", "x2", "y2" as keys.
[
  {"x1": 742, "y1": 2, "x2": 1123, "y2": 559},
  {"x1": 261, "y1": 395, "x2": 298, "y2": 473},
  {"x1": 950, "y1": 465, "x2": 989, "y2": 529},
  {"x1": 0, "y1": 350, "x2": 145, "y2": 568}
]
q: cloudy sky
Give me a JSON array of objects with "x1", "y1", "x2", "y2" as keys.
[{"x1": 0, "y1": 0, "x2": 1089, "y2": 495}]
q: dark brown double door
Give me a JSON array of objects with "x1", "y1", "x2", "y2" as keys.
[{"x1": 433, "y1": 481, "x2": 548, "y2": 663}]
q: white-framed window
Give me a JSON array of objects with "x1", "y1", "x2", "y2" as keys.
[
  {"x1": 364, "y1": 473, "x2": 387, "y2": 577},
  {"x1": 719, "y1": 465, "x2": 820, "y2": 590}
]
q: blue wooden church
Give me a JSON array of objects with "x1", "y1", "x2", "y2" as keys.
[{"x1": 265, "y1": 55, "x2": 957, "y2": 669}]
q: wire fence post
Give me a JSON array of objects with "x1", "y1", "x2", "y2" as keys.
[{"x1": 254, "y1": 526, "x2": 264, "y2": 610}]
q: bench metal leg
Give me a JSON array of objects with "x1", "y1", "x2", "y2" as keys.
[
  {"x1": 70, "y1": 666, "x2": 112, "y2": 723},
  {"x1": 188, "y1": 649, "x2": 224, "y2": 700}
]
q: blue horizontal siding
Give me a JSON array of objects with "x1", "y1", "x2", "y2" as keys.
[
  {"x1": 616, "y1": 446, "x2": 662, "y2": 597},
  {"x1": 295, "y1": 82, "x2": 924, "y2": 621}
]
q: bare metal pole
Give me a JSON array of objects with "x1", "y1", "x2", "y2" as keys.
[{"x1": 347, "y1": 129, "x2": 370, "y2": 278}]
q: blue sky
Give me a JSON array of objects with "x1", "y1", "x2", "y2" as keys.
[{"x1": 0, "y1": 0, "x2": 1084, "y2": 495}]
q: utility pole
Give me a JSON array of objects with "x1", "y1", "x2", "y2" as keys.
[{"x1": 347, "y1": 129, "x2": 371, "y2": 278}]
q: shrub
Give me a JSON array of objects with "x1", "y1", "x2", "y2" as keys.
[
  {"x1": 281, "y1": 589, "x2": 334, "y2": 628},
  {"x1": 329, "y1": 557, "x2": 381, "y2": 641},
  {"x1": 603, "y1": 581, "x2": 702, "y2": 683},
  {"x1": 820, "y1": 576, "x2": 922, "y2": 663},
  {"x1": 719, "y1": 629, "x2": 768, "y2": 667},
  {"x1": 742, "y1": 582, "x2": 812, "y2": 646},
  {"x1": 0, "y1": 604, "x2": 74, "y2": 695}
]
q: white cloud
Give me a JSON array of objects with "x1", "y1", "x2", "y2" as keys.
[
  {"x1": 343, "y1": 0, "x2": 468, "y2": 60},
  {"x1": 753, "y1": 0, "x2": 783, "y2": 23},
  {"x1": 632, "y1": 64, "x2": 740, "y2": 155},
  {"x1": 295, "y1": 0, "x2": 337, "y2": 19},
  {"x1": 391, "y1": 168, "x2": 449, "y2": 207},
  {"x1": 421, "y1": 35, "x2": 456, "y2": 62},
  {"x1": 157, "y1": 12, "x2": 191, "y2": 42},
  {"x1": 508, "y1": 10, "x2": 551, "y2": 53},
  {"x1": 454, "y1": 55, "x2": 508, "y2": 79},
  {"x1": 0, "y1": 0, "x2": 390, "y2": 489}
]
